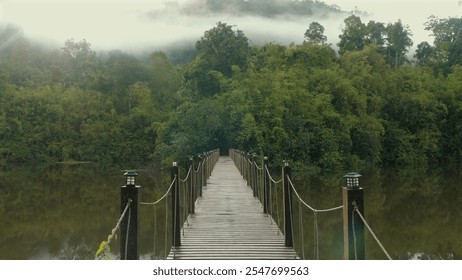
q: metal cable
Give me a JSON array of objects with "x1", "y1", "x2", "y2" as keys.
[{"x1": 353, "y1": 205, "x2": 393, "y2": 260}]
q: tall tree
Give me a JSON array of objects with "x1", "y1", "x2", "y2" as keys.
[
  {"x1": 304, "y1": 21, "x2": 327, "y2": 45},
  {"x1": 365, "y1": 20, "x2": 386, "y2": 47},
  {"x1": 424, "y1": 16, "x2": 462, "y2": 73},
  {"x1": 186, "y1": 22, "x2": 250, "y2": 97},
  {"x1": 195, "y1": 22, "x2": 250, "y2": 77},
  {"x1": 60, "y1": 39, "x2": 98, "y2": 87},
  {"x1": 386, "y1": 20, "x2": 413, "y2": 67},
  {"x1": 414, "y1": 41, "x2": 434, "y2": 66},
  {"x1": 338, "y1": 15, "x2": 367, "y2": 55}
]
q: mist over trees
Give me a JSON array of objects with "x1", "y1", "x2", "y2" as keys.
[
  {"x1": 2, "y1": 13, "x2": 462, "y2": 173},
  {"x1": 159, "y1": 0, "x2": 348, "y2": 18}
]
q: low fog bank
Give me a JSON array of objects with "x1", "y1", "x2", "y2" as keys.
[{"x1": 1, "y1": 0, "x2": 461, "y2": 60}]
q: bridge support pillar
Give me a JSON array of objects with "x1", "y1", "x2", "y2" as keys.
[
  {"x1": 172, "y1": 162, "x2": 181, "y2": 247},
  {"x1": 252, "y1": 154, "x2": 257, "y2": 197},
  {"x1": 263, "y1": 156, "x2": 270, "y2": 214},
  {"x1": 342, "y1": 173, "x2": 365, "y2": 260},
  {"x1": 283, "y1": 161, "x2": 293, "y2": 247},
  {"x1": 189, "y1": 157, "x2": 195, "y2": 214},
  {"x1": 120, "y1": 171, "x2": 140, "y2": 260}
]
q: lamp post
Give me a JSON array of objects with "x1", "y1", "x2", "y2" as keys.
[
  {"x1": 120, "y1": 170, "x2": 140, "y2": 260},
  {"x1": 124, "y1": 170, "x2": 138, "y2": 186},
  {"x1": 342, "y1": 172, "x2": 365, "y2": 260},
  {"x1": 344, "y1": 172, "x2": 361, "y2": 189}
]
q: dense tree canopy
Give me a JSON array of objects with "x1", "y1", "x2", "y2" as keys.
[{"x1": 2, "y1": 14, "x2": 462, "y2": 174}]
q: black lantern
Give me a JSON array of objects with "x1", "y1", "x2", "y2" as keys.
[
  {"x1": 124, "y1": 170, "x2": 138, "y2": 186},
  {"x1": 343, "y1": 172, "x2": 361, "y2": 189}
]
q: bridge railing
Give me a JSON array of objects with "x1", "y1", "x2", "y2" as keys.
[
  {"x1": 229, "y1": 148, "x2": 392, "y2": 260},
  {"x1": 95, "y1": 148, "x2": 220, "y2": 260}
]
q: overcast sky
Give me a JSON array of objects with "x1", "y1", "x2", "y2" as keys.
[{"x1": 1, "y1": 0, "x2": 461, "y2": 52}]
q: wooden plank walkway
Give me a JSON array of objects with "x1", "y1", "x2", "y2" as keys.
[{"x1": 167, "y1": 156, "x2": 298, "y2": 260}]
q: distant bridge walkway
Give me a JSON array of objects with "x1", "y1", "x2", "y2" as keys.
[{"x1": 167, "y1": 156, "x2": 298, "y2": 260}]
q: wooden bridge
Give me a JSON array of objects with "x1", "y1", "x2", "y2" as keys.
[
  {"x1": 103, "y1": 148, "x2": 382, "y2": 261},
  {"x1": 167, "y1": 156, "x2": 298, "y2": 260}
]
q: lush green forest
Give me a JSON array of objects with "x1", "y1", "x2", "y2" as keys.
[{"x1": 2, "y1": 14, "x2": 462, "y2": 173}]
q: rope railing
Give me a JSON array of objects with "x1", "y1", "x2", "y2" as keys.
[
  {"x1": 140, "y1": 177, "x2": 177, "y2": 206},
  {"x1": 230, "y1": 148, "x2": 392, "y2": 260},
  {"x1": 179, "y1": 165, "x2": 192, "y2": 183},
  {"x1": 287, "y1": 176, "x2": 343, "y2": 259},
  {"x1": 96, "y1": 148, "x2": 220, "y2": 260},
  {"x1": 353, "y1": 204, "x2": 392, "y2": 260},
  {"x1": 265, "y1": 166, "x2": 283, "y2": 184},
  {"x1": 287, "y1": 177, "x2": 343, "y2": 213},
  {"x1": 95, "y1": 199, "x2": 132, "y2": 260},
  {"x1": 140, "y1": 176, "x2": 178, "y2": 259}
]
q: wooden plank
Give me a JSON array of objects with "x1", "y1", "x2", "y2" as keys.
[{"x1": 167, "y1": 156, "x2": 298, "y2": 260}]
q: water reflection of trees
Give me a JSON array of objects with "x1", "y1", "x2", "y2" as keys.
[
  {"x1": 291, "y1": 170, "x2": 462, "y2": 260},
  {"x1": 0, "y1": 164, "x2": 170, "y2": 259}
]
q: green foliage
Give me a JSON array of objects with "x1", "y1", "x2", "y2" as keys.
[
  {"x1": 304, "y1": 22, "x2": 327, "y2": 45},
  {"x1": 386, "y1": 20, "x2": 413, "y2": 67},
  {"x1": 2, "y1": 14, "x2": 462, "y2": 173},
  {"x1": 0, "y1": 35, "x2": 181, "y2": 166},
  {"x1": 338, "y1": 15, "x2": 367, "y2": 55}
]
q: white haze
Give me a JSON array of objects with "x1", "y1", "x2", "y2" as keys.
[{"x1": 0, "y1": 0, "x2": 461, "y2": 53}]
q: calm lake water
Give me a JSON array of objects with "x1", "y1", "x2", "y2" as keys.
[{"x1": 0, "y1": 163, "x2": 461, "y2": 260}]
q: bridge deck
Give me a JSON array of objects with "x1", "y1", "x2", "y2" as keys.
[{"x1": 167, "y1": 156, "x2": 298, "y2": 260}]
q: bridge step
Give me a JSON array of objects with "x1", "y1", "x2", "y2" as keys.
[{"x1": 167, "y1": 156, "x2": 298, "y2": 260}]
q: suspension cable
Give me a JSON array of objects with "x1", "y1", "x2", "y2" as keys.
[
  {"x1": 254, "y1": 161, "x2": 264, "y2": 170},
  {"x1": 96, "y1": 199, "x2": 132, "y2": 259},
  {"x1": 298, "y1": 199, "x2": 305, "y2": 259},
  {"x1": 140, "y1": 177, "x2": 177, "y2": 205},
  {"x1": 180, "y1": 166, "x2": 192, "y2": 183},
  {"x1": 353, "y1": 204, "x2": 393, "y2": 260},
  {"x1": 265, "y1": 166, "x2": 283, "y2": 184},
  {"x1": 124, "y1": 206, "x2": 132, "y2": 260},
  {"x1": 287, "y1": 177, "x2": 343, "y2": 213},
  {"x1": 164, "y1": 192, "x2": 168, "y2": 259},
  {"x1": 313, "y1": 212, "x2": 319, "y2": 260}
]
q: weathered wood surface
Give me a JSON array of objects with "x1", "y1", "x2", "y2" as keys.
[{"x1": 167, "y1": 156, "x2": 298, "y2": 260}]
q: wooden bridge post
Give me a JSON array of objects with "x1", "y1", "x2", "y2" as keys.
[
  {"x1": 171, "y1": 162, "x2": 181, "y2": 247},
  {"x1": 246, "y1": 153, "x2": 251, "y2": 186},
  {"x1": 252, "y1": 154, "x2": 257, "y2": 197},
  {"x1": 203, "y1": 153, "x2": 207, "y2": 187},
  {"x1": 343, "y1": 172, "x2": 364, "y2": 260},
  {"x1": 197, "y1": 155, "x2": 203, "y2": 197},
  {"x1": 263, "y1": 156, "x2": 270, "y2": 214},
  {"x1": 189, "y1": 157, "x2": 195, "y2": 214},
  {"x1": 239, "y1": 151, "x2": 245, "y2": 175},
  {"x1": 120, "y1": 171, "x2": 140, "y2": 260},
  {"x1": 282, "y1": 161, "x2": 293, "y2": 247}
]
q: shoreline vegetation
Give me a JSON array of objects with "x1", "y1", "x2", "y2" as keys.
[{"x1": 2, "y1": 3, "x2": 462, "y2": 174}]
